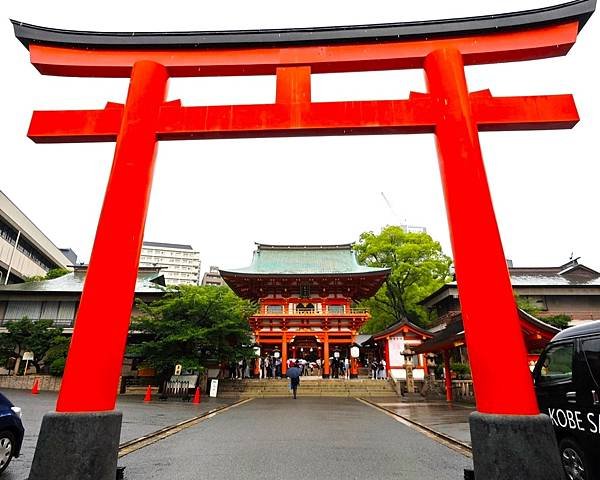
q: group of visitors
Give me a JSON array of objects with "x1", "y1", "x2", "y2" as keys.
[
  {"x1": 227, "y1": 354, "x2": 383, "y2": 380},
  {"x1": 258, "y1": 355, "x2": 283, "y2": 378},
  {"x1": 370, "y1": 358, "x2": 387, "y2": 379},
  {"x1": 329, "y1": 356, "x2": 351, "y2": 379},
  {"x1": 228, "y1": 359, "x2": 252, "y2": 379}
]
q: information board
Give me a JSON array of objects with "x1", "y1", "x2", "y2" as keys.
[{"x1": 209, "y1": 379, "x2": 219, "y2": 398}]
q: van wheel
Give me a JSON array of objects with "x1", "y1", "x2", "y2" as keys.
[
  {"x1": 559, "y1": 438, "x2": 593, "y2": 480},
  {"x1": 0, "y1": 430, "x2": 15, "y2": 474}
]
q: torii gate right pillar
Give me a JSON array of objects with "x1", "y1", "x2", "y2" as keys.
[{"x1": 425, "y1": 48, "x2": 563, "y2": 479}]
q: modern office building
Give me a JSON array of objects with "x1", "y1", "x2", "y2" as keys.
[
  {"x1": 201, "y1": 266, "x2": 226, "y2": 287},
  {"x1": 139, "y1": 241, "x2": 201, "y2": 286},
  {"x1": 0, "y1": 190, "x2": 72, "y2": 284}
]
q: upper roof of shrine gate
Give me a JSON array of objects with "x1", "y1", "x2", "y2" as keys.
[
  {"x1": 11, "y1": 0, "x2": 596, "y2": 51},
  {"x1": 220, "y1": 244, "x2": 389, "y2": 300}
]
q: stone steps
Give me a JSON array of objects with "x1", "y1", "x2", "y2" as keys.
[{"x1": 216, "y1": 378, "x2": 398, "y2": 398}]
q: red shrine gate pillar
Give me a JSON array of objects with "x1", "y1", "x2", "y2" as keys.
[
  {"x1": 281, "y1": 333, "x2": 288, "y2": 375},
  {"x1": 425, "y1": 48, "x2": 561, "y2": 477},
  {"x1": 425, "y1": 48, "x2": 537, "y2": 415},
  {"x1": 27, "y1": 61, "x2": 168, "y2": 480},
  {"x1": 322, "y1": 334, "x2": 330, "y2": 378},
  {"x1": 57, "y1": 61, "x2": 168, "y2": 412}
]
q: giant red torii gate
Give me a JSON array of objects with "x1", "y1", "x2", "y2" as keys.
[{"x1": 12, "y1": 1, "x2": 596, "y2": 479}]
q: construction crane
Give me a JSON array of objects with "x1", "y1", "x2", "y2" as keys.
[{"x1": 380, "y1": 192, "x2": 426, "y2": 233}]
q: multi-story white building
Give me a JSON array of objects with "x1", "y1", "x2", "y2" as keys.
[
  {"x1": 0, "y1": 190, "x2": 72, "y2": 283},
  {"x1": 139, "y1": 241, "x2": 201, "y2": 286}
]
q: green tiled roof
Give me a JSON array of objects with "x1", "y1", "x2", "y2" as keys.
[
  {"x1": 0, "y1": 267, "x2": 165, "y2": 294},
  {"x1": 221, "y1": 244, "x2": 389, "y2": 276}
]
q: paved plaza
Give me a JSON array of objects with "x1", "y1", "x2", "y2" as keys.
[
  {"x1": 369, "y1": 398, "x2": 474, "y2": 446},
  {"x1": 2, "y1": 389, "x2": 233, "y2": 480},
  {"x1": 3, "y1": 389, "x2": 473, "y2": 479}
]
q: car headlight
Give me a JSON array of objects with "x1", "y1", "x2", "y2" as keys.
[{"x1": 11, "y1": 406, "x2": 22, "y2": 418}]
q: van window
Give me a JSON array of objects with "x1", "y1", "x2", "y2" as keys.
[
  {"x1": 582, "y1": 337, "x2": 600, "y2": 386},
  {"x1": 538, "y1": 343, "x2": 573, "y2": 384}
]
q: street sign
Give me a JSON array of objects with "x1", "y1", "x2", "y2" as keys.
[
  {"x1": 174, "y1": 364, "x2": 182, "y2": 375},
  {"x1": 23, "y1": 352, "x2": 34, "y2": 361},
  {"x1": 209, "y1": 379, "x2": 219, "y2": 398}
]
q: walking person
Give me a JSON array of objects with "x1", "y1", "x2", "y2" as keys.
[
  {"x1": 286, "y1": 362, "x2": 301, "y2": 399},
  {"x1": 344, "y1": 357, "x2": 350, "y2": 379}
]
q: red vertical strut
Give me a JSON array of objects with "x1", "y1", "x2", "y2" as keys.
[
  {"x1": 424, "y1": 48, "x2": 538, "y2": 415},
  {"x1": 56, "y1": 61, "x2": 168, "y2": 412}
]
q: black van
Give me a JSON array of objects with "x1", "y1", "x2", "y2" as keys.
[{"x1": 533, "y1": 322, "x2": 600, "y2": 480}]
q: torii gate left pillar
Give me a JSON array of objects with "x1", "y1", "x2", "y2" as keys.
[{"x1": 13, "y1": 2, "x2": 595, "y2": 479}]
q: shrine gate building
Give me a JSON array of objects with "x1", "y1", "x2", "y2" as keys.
[{"x1": 220, "y1": 244, "x2": 389, "y2": 377}]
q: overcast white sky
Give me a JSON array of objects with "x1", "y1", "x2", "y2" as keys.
[{"x1": 0, "y1": 1, "x2": 598, "y2": 275}]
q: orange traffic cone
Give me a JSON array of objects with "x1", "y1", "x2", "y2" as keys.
[
  {"x1": 31, "y1": 378, "x2": 40, "y2": 395},
  {"x1": 192, "y1": 387, "x2": 201, "y2": 404},
  {"x1": 143, "y1": 385, "x2": 152, "y2": 402}
]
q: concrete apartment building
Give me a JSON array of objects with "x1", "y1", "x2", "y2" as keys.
[
  {"x1": 0, "y1": 191, "x2": 72, "y2": 283},
  {"x1": 201, "y1": 266, "x2": 226, "y2": 287},
  {"x1": 139, "y1": 241, "x2": 201, "y2": 286}
]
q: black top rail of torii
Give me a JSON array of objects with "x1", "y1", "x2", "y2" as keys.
[{"x1": 11, "y1": 0, "x2": 596, "y2": 50}]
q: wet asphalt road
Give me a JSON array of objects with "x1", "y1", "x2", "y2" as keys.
[
  {"x1": 1, "y1": 389, "x2": 232, "y2": 480},
  {"x1": 119, "y1": 397, "x2": 473, "y2": 480}
]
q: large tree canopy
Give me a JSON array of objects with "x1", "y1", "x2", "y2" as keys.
[
  {"x1": 131, "y1": 285, "x2": 256, "y2": 379},
  {"x1": 355, "y1": 226, "x2": 452, "y2": 331}
]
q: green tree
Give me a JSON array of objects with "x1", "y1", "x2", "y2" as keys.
[
  {"x1": 0, "y1": 318, "x2": 64, "y2": 373},
  {"x1": 355, "y1": 226, "x2": 453, "y2": 330},
  {"x1": 25, "y1": 267, "x2": 70, "y2": 283},
  {"x1": 45, "y1": 336, "x2": 70, "y2": 376},
  {"x1": 541, "y1": 314, "x2": 571, "y2": 330},
  {"x1": 131, "y1": 285, "x2": 256, "y2": 383},
  {"x1": 515, "y1": 295, "x2": 571, "y2": 330},
  {"x1": 45, "y1": 268, "x2": 70, "y2": 280},
  {"x1": 515, "y1": 295, "x2": 540, "y2": 317}
]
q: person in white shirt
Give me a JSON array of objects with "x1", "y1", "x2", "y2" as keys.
[{"x1": 379, "y1": 359, "x2": 387, "y2": 379}]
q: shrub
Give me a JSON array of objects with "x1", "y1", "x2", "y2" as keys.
[
  {"x1": 450, "y1": 362, "x2": 471, "y2": 378},
  {"x1": 49, "y1": 358, "x2": 66, "y2": 377}
]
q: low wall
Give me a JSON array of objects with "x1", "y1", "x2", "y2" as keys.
[
  {"x1": 420, "y1": 377, "x2": 475, "y2": 403},
  {"x1": 0, "y1": 375, "x2": 62, "y2": 392},
  {"x1": 452, "y1": 379, "x2": 475, "y2": 402}
]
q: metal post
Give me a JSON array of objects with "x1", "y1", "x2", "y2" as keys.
[{"x1": 5, "y1": 230, "x2": 21, "y2": 284}]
